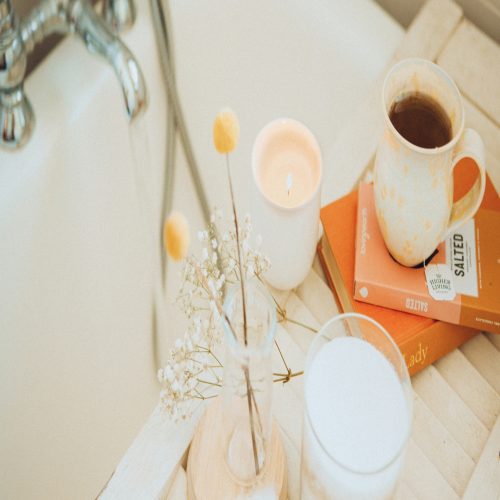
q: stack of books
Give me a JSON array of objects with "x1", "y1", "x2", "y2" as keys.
[{"x1": 318, "y1": 160, "x2": 500, "y2": 375}]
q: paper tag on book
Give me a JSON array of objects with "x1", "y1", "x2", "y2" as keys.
[{"x1": 424, "y1": 264, "x2": 456, "y2": 301}]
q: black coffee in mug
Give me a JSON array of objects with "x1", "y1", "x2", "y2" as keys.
[{"x1": 389, "y1": 93, "x2": 452, "y2": 149}]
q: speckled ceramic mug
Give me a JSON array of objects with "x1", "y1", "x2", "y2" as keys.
[{"x1": 374, "y1": 58, "x2": 486, "y2": 267}]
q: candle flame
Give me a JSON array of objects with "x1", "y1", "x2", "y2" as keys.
[{"x1": 286, "y1": 173, "x2": 293, "y2": 197}]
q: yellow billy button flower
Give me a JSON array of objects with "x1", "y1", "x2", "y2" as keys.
[
  {"x1": 213, "y1": 108, "x2": 239, "y2": 154},
  {"x1": 164, "y1": 211, "x2": 190, "y2": 261}
]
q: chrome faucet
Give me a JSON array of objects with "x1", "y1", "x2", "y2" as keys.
[
  {"x1": 104, "y1": 0, "x2": 136, "y2": 33},
  {"x1": 0, "y1": 0, "x2": 146, "y2": 149}
]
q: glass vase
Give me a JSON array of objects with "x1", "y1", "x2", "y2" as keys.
[{"x1": 221, "y1": 278, "x2": 276, "y2": 484}]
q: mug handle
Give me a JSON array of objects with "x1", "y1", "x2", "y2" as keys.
[{"x1": 445, "y1": 128, "x2": 486, "y2": 237}]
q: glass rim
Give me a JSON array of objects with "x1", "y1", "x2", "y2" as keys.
[
  {"x1": 304, "y1": 312, "x2": 413, "y2": 476},
  {"x1": 222, "y1": 278, "x2": 277, "y2": 355}
]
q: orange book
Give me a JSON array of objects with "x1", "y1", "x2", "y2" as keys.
[
  {"x1": 319, "y1": 162, "x2": 499, "y2": 375},
  {"x1": 354, "y1": 183, "x2": 500, "y2": 334}
]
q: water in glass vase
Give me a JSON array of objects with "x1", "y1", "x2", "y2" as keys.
[{"x1": 221, "y1": 279, "x2": 276, "y2": 483}]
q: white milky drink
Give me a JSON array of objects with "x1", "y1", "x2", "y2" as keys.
[{"x1": 301, "y1": 316, "x2": 412, "y2": 500}]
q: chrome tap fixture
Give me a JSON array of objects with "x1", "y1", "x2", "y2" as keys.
[
  {"x1": 103, "y1": 0, "x2": 136, "y2": 33},
  {"x1": 0, "y1": 0, "x2": 146, "y2": 149}
]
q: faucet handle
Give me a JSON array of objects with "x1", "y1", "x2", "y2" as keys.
[
  {"x1": 0, "y1": 86, "x2": 34, "y2": 148},
  {"x1": 103, "y1": 0, "x2": 136, "y2": 33},
  {"x1": 0, "y1": 0, "x2": 34, "y2": 148},
  {"x1": 0, "y1": 0, "x2": 11, "y2": 24}
]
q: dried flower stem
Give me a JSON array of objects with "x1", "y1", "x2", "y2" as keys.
[
  {"x1": 193, "y1": 394, "x2": 217, "y2": 401},
  {"x1": 274, "y1": 339, "x2": 289, "y2": 373},
  {"x1": 225, "y1": 153, "x2": 260, "y2": 476},
  {"x1": 225, "y1": 154, "x2": 248, "y2": 345},
  {"x1": 193, "y1": 388, "x2": 217, "y2": 401},
  {"x1": 274, "y1": 370, "x2": 304, "y2": 384},
  {"x1": 255, "y1": 274, "x2": 318, "y2": 334},
  {"x1": 273, "y1": 339, "x2": 303, "y2": 384},
  {"x1": 206, "y1": 349, "x2": 223, "y2": 367},
  {"x1": 250, "y1": 385, "x2": 264, "y2": 436},
  {"x1": 196, "y1": 378, "x2": 222, "y2": 388},
  {"x1": 244, "y1": 367, "x2": 259, "y2": 475},
  {"x1": 279, "y1": 316, "x2": 318, "y2": 333}
]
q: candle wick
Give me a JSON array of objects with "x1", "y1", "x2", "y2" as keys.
[{"x1": 286, "y1": 173, "x2": 293, "y2": 197}]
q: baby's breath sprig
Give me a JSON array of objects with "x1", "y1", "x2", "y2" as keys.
[
  {"x1": 159, "y1": 111, "x2": 315, "y2": 441},
  {"x1": 160, "y1": 208, "x2": 313, "y2": 420}
]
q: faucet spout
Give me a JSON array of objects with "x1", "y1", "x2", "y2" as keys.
[
  {"x1": 69, "y1": 0, "x2": 147, "y2": 120},
  {"x1": 111, "y1": 48, "x2": 147, "y2": 120},
  {"x1": 0, "y1": 0, "x2": 146, "y2": 149}
]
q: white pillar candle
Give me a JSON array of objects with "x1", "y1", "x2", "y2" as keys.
[
  {"x1": 302, "y1": 335, "x2": 412, "y2": 499},
  {"x1": 252, "y1": 118, "x2": 322, "y2": 290}
]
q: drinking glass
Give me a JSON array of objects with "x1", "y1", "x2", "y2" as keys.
[{"x1": 301, "y1": 313, "x2": 413, "y2": 499}]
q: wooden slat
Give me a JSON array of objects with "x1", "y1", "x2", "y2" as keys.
[
  {"x1": 272, "y1": 324, "x2": 306, "y2": 453},
  {"x1": 393, "y1": 480, "x2": 418, "y2": 500},
  {"x1": 462, "y1": 415, "x2": 500, "y2": 500},
  {"x1": 272, "y1": 383, "x2": 303, "y2": 453},
  {"x1": 274, "y1": 324, "x2": 306, "y2": 397},
  {"x1": 412, "y1": 365, "x2": 489, "y2": 461},
  {"x1": 101, "y1": 403, "x2": 205, "y2": 500},
  {"x1": 165, "y1": 467, "x2": 187, "y2": 500},
  {"x1": 312, "y1": 254, "x2": 327, "y2": 280},
  {"x1": 267, "y1": 286, "x2": 292, "y2": 316},
  {"x1": 463, "y1": 98, "x2": 500, "y2": 194},
  {"x1": 460, "y1": 334, "x2": 500, "y2": 394},
  {"x1": 485, "y1": 332, "x2": 500, "y2": 351},
  {"x1": 435, "y1": 348, "x2": 500, "y2": 430},
  {"x1": 279, "y1": 292, "x2": 321, "y2": 355},
  {"x1": 296, "y1": 268, "x2": 340, "y2": 326},
  {"x1": 401, "y1": 439, "x2": 459, "y2": 500},
  {"x1": 272, "y1": 325, "x2": 305, "y2": 495},
  {"x1": 394, "y1": 0, "x2": 462, "y2": 60},
  {"x1": 463, "y1": 97, "x2": 500, "y2": 161},
  {"x1": 280, "y1": 430, "x2": 301, "y2": 500},
  {"x1": 439, "y1": 19, "x2": 500, "y2": 126},
  {"x1": 321, "y1": 0, "x2": 463, "y2": 204},
  {"x1": 411, "y1": 395, "x2": 475, "y2": 494}
]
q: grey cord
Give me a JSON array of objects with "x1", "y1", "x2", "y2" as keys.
[
  {"x1": 156, "y1": 0, "x2": 177, "y2": 291},
  {"x1": 150, "y1": 0, "x2": 211, "y2": 233},
  {"x1": 149, "y1": 0, "x2": 211, "y2": 370}
]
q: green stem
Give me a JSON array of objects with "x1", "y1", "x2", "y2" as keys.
[
  {"x1": 273, "y1": 370, "x2": 304, "y2": 384},
  {"x1": 196, "y1": 378, "x2": 222, "y2": 388},
  {"x1": 244, "y1": 366, "x2": 260, "y2": 476},
  {"x1": 280, "y1": 317, "x2": 318, "y2": 333},
  {"x1": 192, "y1": 394, "x2": 218, "y2": 401},
  {"x1": 274, "y1": 339, "x2": 289, "y2": 373},
  {"x1": 225, "y1": 153, "x2": 260, "y2": 476},
  {"x1": 208, "y1": 350, "x2": 223, "y2": 368}
]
